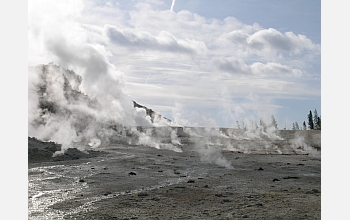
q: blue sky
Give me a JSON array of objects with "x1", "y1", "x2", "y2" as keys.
[
  {"x1": 28, "y1": 0, "x2": 321, "y2": 129},
  {"x1": 173, "y1": 0, "x2": 321, "y2": 43}
]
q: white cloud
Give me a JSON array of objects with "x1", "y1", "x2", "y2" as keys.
[
  {"x1": 246, "y1": 28, "x2": 320, "y2": 56},
  {"x1": 28, "y1": 0, "x2": 320, "y2": 127},
  {"x1": 104, "y1": 25, "x2": 206, "y2": 54},
  {"x1": 211, "y1": 57, "x2": 303, "y2": 78}
]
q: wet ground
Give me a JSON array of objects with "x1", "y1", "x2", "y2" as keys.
[{"x1": 28, "y1": 135, "x2": 321, "y2": 220}]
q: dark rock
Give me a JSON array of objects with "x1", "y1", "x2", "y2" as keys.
[
  {"x1": 187, "y1": 180, "x2": 195, "y2": 183},
  {"x1": 129, "y1": 172, "x2": 137, "y2": 176},
  {"x1": 138, "y1": 192, "x2": 148, "y2": 197},
  {"x1": 312, "y1": 189, "x2": 320, "y2": 193},
  {"x1": 257, "y1": 167, "x2": 264, "y2": 171},
  {"x1": 282, "y1": 176, "x2": 299, "y2": 179},
  {"x1": 272, "y1": 178, "x2": 280, "y2": 182},
  {"x1": 104, "y1": 192, "x2": 112, "y2": 196},
  {"x1": 174, "y1": 186, "x2": 186, "y2": 189},
  {"x1": 79, "y1": 179, "x2": 85, "y2": 182}
]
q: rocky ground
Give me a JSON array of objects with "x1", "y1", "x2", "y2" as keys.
[{"x1": 28, "y1": 135, "x2": 321, "y2": 220}]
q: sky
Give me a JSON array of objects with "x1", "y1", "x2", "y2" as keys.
[{"x1": 28, "y1": 0, "x2": 321, "y2": 129}]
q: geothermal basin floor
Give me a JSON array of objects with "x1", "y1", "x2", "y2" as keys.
[{"x1": 28, "y1": 141, "x2": 321, "y2": 219}]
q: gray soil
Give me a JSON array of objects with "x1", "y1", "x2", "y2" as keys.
[{"x1": 28, "y1": 135, "x2": 321, "y2": 220}]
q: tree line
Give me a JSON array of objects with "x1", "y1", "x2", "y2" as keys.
[
  {"x1": 292, "y1": 108, "x2": 321, "y2": 130},
  {"x1": 234, "y1": 109, "x2": 321, "y2": 131}
]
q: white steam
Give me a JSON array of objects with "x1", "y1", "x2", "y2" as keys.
[
  {"x1": 28, "y1": 63, "x2": 183, "y2": 155},
  {"x1": 28, "y1": 0, "x2": 320, "y2": 167},
  {"x1": 289, "y1": 133, "x2": 321, "y2": 159},
  {"x1": 28, "y1": 0, "x2": 185, "y2": 155}
]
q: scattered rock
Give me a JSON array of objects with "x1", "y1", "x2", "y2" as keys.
[
  {"x1": 174, "y1": 170, "x2": 181, "y2": 175},
  {"x1": 138, "y1": 192, "x2": 148, "y2": 197},
  {"x1": 257, "y1": 167, "x2": 264, "y2": 171},
  {"x1": 104, "y1": 192, "x2": 112, "y2": 196},
  {"x1": 306, "y1": 189, "x2": 320, "y2": 194},
  {"x1": 282, "y1": 176, "x2": 299, "y2": 179},
  {"x1": 129, "y1": 172, "x2": 137, "y2": 176},
  {"x1": 312, "y1": 189, "x2": 320, "y2": 193},
  {"x1": 187, "y1": 180, "x2": 195, "y2": 183},
  {"x1": 78, "y1": 179, "x2": 85, "y2": 182},
  {"x1": 272, "y1": 178, "x2": 280, "y2": 182}
]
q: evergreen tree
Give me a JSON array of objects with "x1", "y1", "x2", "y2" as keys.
[
  {"x1": 308, "y1": 110, "x2": 314, "y2": 130},
  {"x1": 271, "y1": 115, "x2": 278, "y2": 129},
  {"x1": 314, "y1": 109, "x2": 320, "y2": 130},
  {"x1": 303, "y1": 121, "x2": 307, "y2": 130},
  {"x1": 316, "y1": 116, "x2": 321, "y2": 130},
  {"x1": 292, "y1": 122, "x2": 296, "y2": 130},
  {"x1": 295, "y1": 122, "x2": 300, "y2": 130}
]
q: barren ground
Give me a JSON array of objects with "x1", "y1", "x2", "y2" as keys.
[{"x1": 28, "y1": 134, "x2": 321, "y2": 220}]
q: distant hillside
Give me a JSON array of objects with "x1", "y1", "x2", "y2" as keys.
[
  {"x1": 133, "y1": 101, "x2": 171, "y2": 124},
  {"x1": 29, "y1": 63, "x2": 170, "y2": 126},
  {"x1": 28, "y1": 63, "x2": 174, "y2": 149}
]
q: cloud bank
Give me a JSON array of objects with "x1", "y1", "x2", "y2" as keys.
[{"x1": 28, "y1": 0, "x2": 320, "y2": 128}]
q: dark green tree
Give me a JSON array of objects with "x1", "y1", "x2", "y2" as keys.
[
  {"x1": 314, "y1": 109, "x2": 320, "y2": 130},
  {"x1": 308, "y1": 110, "x2": 314, "y2": 130},
  {"x1": 316, "y1": 116, "x2": 321, "y2": 130},
  {"x1": 295, "y1": 122, "x2": 300, "y2": 130},
  {"x1": 303, "y1": 121, "x2": 307, "y2": 130}
]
